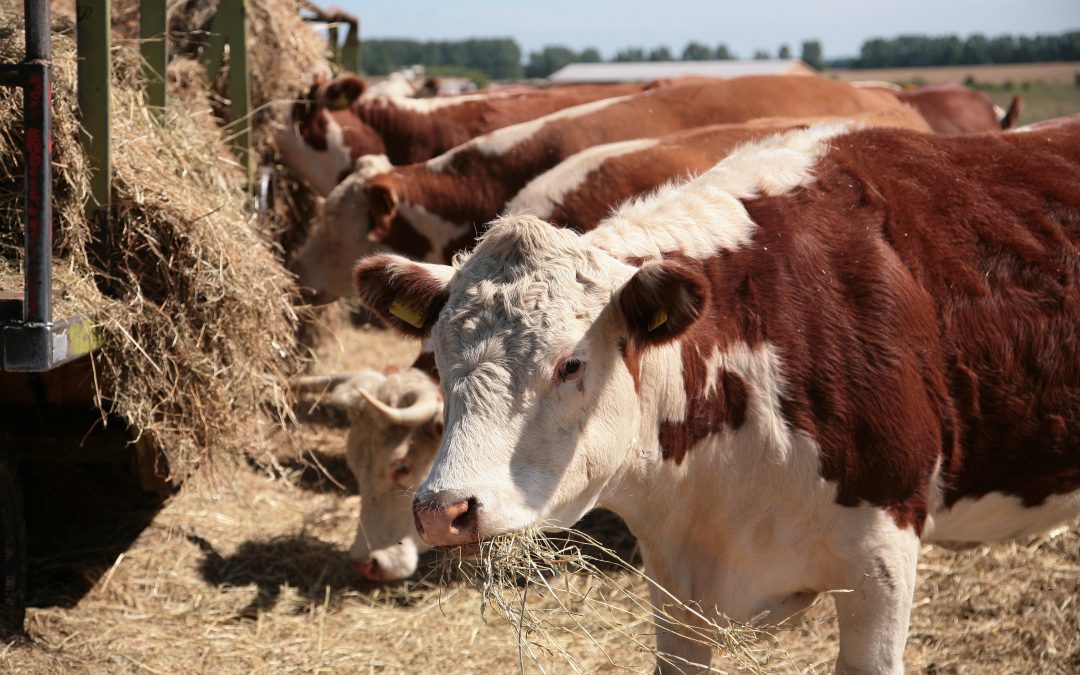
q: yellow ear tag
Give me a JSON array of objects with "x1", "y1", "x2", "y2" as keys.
[
  {"x1": 330, "y1": 92, "x2": 350, "y2": 110},
  {"x1": 389, "y1": 298, "x2": 426, "y2": 329},
  {"x1": 647, "y1": 308, "x2": 668, "y2": 332}
]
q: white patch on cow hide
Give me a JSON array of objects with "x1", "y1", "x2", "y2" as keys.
[
  {"x1": 275, "y1": 112, "x2": 353, "y2": 197},
  {"x1": 353, "y1": 153, "x2": 393, "y2": 179},
  {"x1": 587, "y1": 123, "x2": 852, "y2": 261},
  {"x1": 367, "y1": 91, "x2": 491, "y2": 114},
  {"x1": 426, "y1": 94, "x2": 637, "y2": 172},
  {"x1": 927, "y1": 489, "x2": 1080, "y2": 542},
  {"x1": 397, "y1": 203, "x2": 475, "y2": 264},
  {"x1": 505, "y1": 138, "x2": 659, "y2": 219}
]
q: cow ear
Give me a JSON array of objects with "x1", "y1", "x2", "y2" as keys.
[
  {"x1": 326, "y1": 76, "x2": 366, "y2": 110},
  {"x1": 354, "y1": 255, "x2": 454, "y2": 337},
  {"x1": 616, "y1": 258, "x2": 708, "y2": 346},
  {"x1": 365, "y1": 183, "x2": 399, "y2": 242}
]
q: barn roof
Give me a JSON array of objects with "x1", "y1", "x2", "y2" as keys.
[{"x1": 549, "y1": 59, "x2": 816, "y2": 83}]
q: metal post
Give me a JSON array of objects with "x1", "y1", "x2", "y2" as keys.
[
  {"x1": 22, "y1": 0, "x2": 51, "y2": 325},
  {"x1": 201, "y1": 0, "x2": 251, "y2": 184},
  {"x1": 341, "y1": 20, "x2": 360, "y2": 73},
  {"x1": 76, "y1": 0, "x2": 111, "y2": 234},
  {"x1": 140, "y1": 0, "x2": 167, "y2": 115}
]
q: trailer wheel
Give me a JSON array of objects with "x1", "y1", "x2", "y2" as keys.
[{"x1": 0, "y1": 455, "x2": 26, "y2": 636}]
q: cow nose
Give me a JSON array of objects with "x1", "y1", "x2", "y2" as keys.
[
  {"x1": 353, "y1": 558, "x2": 384, "y2": 581},
  {"x1": 413, "y1": 491, "x2": 480, "y2": 547}
]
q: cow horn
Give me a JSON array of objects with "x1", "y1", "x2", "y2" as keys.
[
  {"x1": 286, "y1": 373, "x2": 354, "y2": 394},
  {"x1": 358, "y1": 387, "x2": 440, "y2": 427}
]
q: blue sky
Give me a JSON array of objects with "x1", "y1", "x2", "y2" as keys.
[{"x1": 337, "y1": 0, "x2": 1079, "y2": 60}]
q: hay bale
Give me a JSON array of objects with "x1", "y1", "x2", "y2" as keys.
[{"x1": 0, "y1": 4, "x2": 305, "y2": 478}]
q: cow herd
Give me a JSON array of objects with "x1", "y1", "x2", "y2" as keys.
[{"x1": 276, "y1": 72, "x2": 1078, "y2": 673}]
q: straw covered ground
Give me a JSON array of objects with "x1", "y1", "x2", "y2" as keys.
[
  {"x1": 1, "y1": 0, "x2": 331, "y2": 478},
  {"x1": 2, "y1": 317, "x2": 1076, "y2": 674}
]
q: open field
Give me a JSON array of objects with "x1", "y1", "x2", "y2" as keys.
[
  {"x1": 830, "y1": 61, "x2": 1080, "y2": 86},
  {"x1": 1, "y1": 313, "x2": 1076, "y2": 674},
  {"x1": 830, "y1": 62, "x2": 1080, "y2": 126}
]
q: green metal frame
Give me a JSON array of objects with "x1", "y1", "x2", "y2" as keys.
[
  {"x1": 140, "y1": 0, "x2": 167, "y2": 115},
  {"x1": 75, "y1": 0, "x2": 111, "y2": 229},
  {"x1": 200, "y1": 0, "x2": 252, "y2": 184}
]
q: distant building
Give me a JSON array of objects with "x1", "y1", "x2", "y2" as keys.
[{"x1": 549, "y1": 59, "x2": 816, "y2": 83}]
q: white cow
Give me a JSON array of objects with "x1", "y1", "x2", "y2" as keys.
[
  {"x1": 292, "y1": 367, "x2": 442, "y2": 581},
  {"x1": 352, "y1": 121, "x2": 1080, "y2": 672}
]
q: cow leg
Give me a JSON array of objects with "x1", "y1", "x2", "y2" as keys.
[
  {"x1": 653, "y1": 618, "x2": 712, "y2": 675},
  {"x1": 832, "y1": 527, "x2": 920, "y2": 675},
  {"x1": 650, "y1": 587, "x2": 712, "y2": 675}
]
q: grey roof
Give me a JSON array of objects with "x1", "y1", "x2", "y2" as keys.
[{"x1": 549, "y1": 59, "x2": 816, "y2": 83}]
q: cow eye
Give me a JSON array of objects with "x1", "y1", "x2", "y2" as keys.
[
  {"x1": 390, "y1": 461, "x2": 411, "y2": 480},
  {"x1": 557, "y1": 357, "x2": 586, "y2": 384}
]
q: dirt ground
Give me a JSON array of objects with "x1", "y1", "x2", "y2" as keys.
[{"x1": 1, "y1": 310, "x2": 1078, "y2": 674}]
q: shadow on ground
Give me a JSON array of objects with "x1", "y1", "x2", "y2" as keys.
[
  {"x1": 23, "y1": 461, "x2": 166, "y2": 609},
  {"x1": 189, "y1": 507, "x2": 641, "y2": 620},
  {"x1": 189, "y1": 532, "x2": 436, "y2": 617}
]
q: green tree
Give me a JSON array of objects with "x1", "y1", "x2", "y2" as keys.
[
  {"x1": 525, "y1": 45, "x2": 578, "y2": 78},
  {"x1": 682, "y1": 41, "x2": 711, "y2": 60},
  {"x1": 613, "y1": 47, "x2": 647, "y2": 62},
  {"x1": 801, "y1": 40, "x2": 824, "y2": 69},
  {"x1": 578, "y1": 47, "x2": 602, "y2": 63},
  {"x1": 778, "y1": 44, "x2": 791, "y2": 59},
  {"x1": 649, "y1": 46, "x2": 674, "y2": 61},
  {"x1": 714, "y1": 43, "x2": 734, "y2": 60},
  {"x1": 753, "y1": 49, "x2": 771, "y2": 60}
]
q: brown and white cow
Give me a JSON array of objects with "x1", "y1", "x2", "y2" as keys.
[
  {"x1": 291, "y1": 76, "x2": 906, "y2": 302},
  {"x1": 275, "y1": 76, "x2": 648, "y2": 195},
  {"x1": 291, "y1": 368, "x2": 443, "y2": 581},
  {"x1": 352, "y1": 118, "x2": 1080, "y2": 672},
  {"x1": 857, "y1": 81, "x2": 1022, "y2": 133},
  {"x1": 508, "y1": 107, "x2": 932, "y2": 232}
]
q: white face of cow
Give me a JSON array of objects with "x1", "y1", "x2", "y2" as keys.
[
  {"x1": 288, "y1": 157, "x2": 395, "y2": 305},
  {"x1": 275, "y1": 109, "x2": 354, "y2": 198},
  {"x1": 354, "y1": 216, "x2": 707, "y2": 545},
  {"x1": 341, "y1": 369, "x2": 443, "y2": 581}
]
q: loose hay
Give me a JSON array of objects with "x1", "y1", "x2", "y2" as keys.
[
  {"x1": 0, "y1": 4, "x2": 310, "y2": 478},
  {"x1": 430, "y1": 527, "x2": 780, "y2": 674},
  {"x1": 0, "y1": 431, "x2": 1074, "y2": 673}
]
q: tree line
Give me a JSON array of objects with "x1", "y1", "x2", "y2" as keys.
[
  {"x1": 360, "y1": 30, "x2": 1080, "y2": 80},
  {"x1": 849, "y1": 31, "x2": 1080, "y2": 69}
]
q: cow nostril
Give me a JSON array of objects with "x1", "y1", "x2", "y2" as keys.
[
  {"x1": 451, "y1": 497, "x2": 479, "y2": 534},
  {"x1": 353, "y1": 558, "x2": 382, "y2": 581}
]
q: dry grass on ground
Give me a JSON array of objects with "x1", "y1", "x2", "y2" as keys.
[
  {"x1": 2, "y1": 318, "x2": 1077, "y2": 674},
  {"x1": 830, "y1": 61, "x2": 1080, "y2": 86}
]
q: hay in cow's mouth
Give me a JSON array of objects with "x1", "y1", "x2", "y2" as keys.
[{"x1": 426, "y1": 524, "x2": 786, "y2": 673}]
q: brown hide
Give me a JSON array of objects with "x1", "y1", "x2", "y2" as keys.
[
  {"x1": 385, "y1": 75, "x2": 906, "y2": 261},
  {"x1": 295, "y1": 76, "x2": 649, "y2": 165},
  {"x1": 543, "y1": 107, "x2": 931, "y2": 231},
  {"x1": 640, "y1": 119, "x2": 1080, "y2": 531}
]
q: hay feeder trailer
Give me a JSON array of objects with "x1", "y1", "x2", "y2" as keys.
[{"x1": 0, "y1": 0, "x2": 261, "y2": 634}]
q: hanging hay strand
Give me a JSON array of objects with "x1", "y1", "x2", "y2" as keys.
[
  {"x1": 0, "y1": 2, "x2": 321, "y2": 478},
  {"x1": 430, "y1": 526, "x2": 793, "y2": 673}
]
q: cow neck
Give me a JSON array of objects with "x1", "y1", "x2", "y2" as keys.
[{"x1": 354, "y1": 101, "x2": 446, "y2": 165}]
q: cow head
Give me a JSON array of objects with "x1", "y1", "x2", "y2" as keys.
[
  {"x1": 275, "y1": 75, "x2": 388, "y2": 196},
  {"x1": 354, "y1": 216, "x2": 706, "y2": 546},
  {"x1": 318, "y1": 368, "x2": 444, "y2": 581},
  {"x1": 288, "y1": 159, "x2": 397, "y2": 304}
]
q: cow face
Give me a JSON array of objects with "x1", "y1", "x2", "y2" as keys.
[
  {"x1": 341, "y1": 369, "x2": 444, "y2": 581},
  {"x1": 288, "y1": 160, "x2": 396, "y2": 304},
  {"x1": 354, "y1": 216, "x2": 706, "y2": 546},
  {"x1": 275, "y1": 76, "x2": 388, "y2": 196}
]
